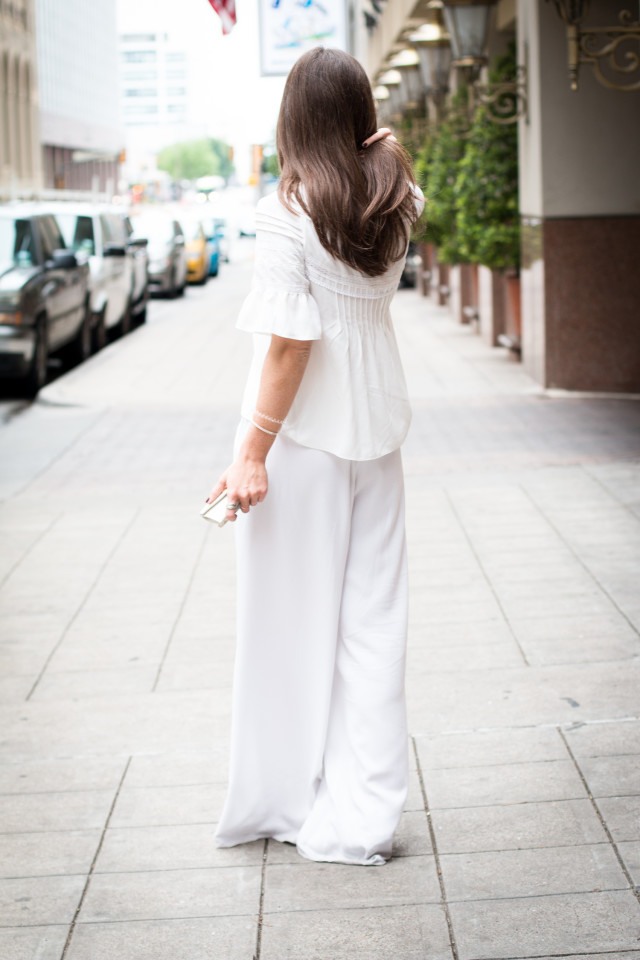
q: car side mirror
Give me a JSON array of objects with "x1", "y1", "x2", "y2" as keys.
[
  {"x1": 103, "y1": 243, "x2": 127, "y2": 258},
  {"x1": 175, "y1": 235, "x2": 185, "y2": 246},
  {"x1": 127, "y1": 237, "x2": 148, "y2": 249},
  {"x1": 51, "y1": 249, "x2": 78, "y2": 269}
]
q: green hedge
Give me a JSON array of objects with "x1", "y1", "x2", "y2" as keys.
[{"x1": 416, "y1": 43, "x2": 520, "y2": 272}]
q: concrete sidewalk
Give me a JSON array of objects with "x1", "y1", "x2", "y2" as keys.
[{"x1": 0, "y1": 256, "x2": 639, "y2": 960}]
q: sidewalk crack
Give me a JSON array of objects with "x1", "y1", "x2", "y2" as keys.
[
  {"x1": 60, "y1": 756, "x2": 131, "y2": 959},
  {"x1": 557, "y1": 727, "x2": 640, "y2": 906},
  {"x1": 412, "y1": 736, "x2": 459, "y2": 960},
  {"x1": 254, "y1": 838, "x2": 269, "y2": 960},
  {"x1": 444, "y1": 490, "x2": 530, "y2": 666},
  {"x1": 25, "y1": 508, "x2": 141, "y2": 701}
]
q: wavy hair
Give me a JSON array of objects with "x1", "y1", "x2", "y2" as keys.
[{"x1": 276, "y1": 47, "x2": 419, "y2": 278}]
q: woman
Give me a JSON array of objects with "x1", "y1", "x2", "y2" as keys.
[{"x1": 207, "y1": 47, "x2": 424, "y2": 866}]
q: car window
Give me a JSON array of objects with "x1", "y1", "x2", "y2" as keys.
[
  {"x1": 56, "y1": 214, "x2": 95, "y2": 256},
  {"x1": 44, "y1": 216, "x2": 65, "y2": 253},
  {"x1": 106, "y1": 215, "x2": 127, "y2": 245},
  {"x1": 173, "y1": 221, "x2": 183, "y2": 238},
  {"x1": 0, "y1": 216, "x2": 35, "y2": 268},
  {"x1": 123, "y1": 216, "x2": 133, "y2": 238},
  {"x1": 37, "y1": 219, "x2": 55, "y2": 261}
]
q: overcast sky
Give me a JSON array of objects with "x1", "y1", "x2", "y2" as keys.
[{"x1": 117, "y1": 0, "x2": 287, "y2": 179}]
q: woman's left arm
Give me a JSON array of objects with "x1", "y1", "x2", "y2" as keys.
[{"x1": 206, "y1": 334, "x2": 312, "y2": 520}]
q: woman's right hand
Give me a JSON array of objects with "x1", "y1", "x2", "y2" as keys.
[{"x1": 206, "y1": 456, "x2": 268, "y2": 522}]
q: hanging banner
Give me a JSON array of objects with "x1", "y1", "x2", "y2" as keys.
[{"x1": 259, "y1": 0, "x2": 347, "y2": 77}]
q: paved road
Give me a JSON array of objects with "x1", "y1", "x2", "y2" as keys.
[{"x1": 0, "y1": 244, "x2": 639, "y2": 960}]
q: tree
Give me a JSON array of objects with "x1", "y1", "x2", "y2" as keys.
[
  {"x1": 455, "y1": 44, "x2": 520, "y2": 271},
  {"x1": 157, "y1": 138, "x2": 234, "y2": 182}
]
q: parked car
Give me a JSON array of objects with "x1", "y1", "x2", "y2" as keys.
[
  {"x1": 400, "y1": 241, "x2": 422, "y2": 289},
  {"x1": 183, "y1": 220, "x2": 210, "y2": 284},
  {"x1": 0, "y1": 205, "x2": 90, "y2": 395},
  {"x1": 129, "y1": 212, "x2": 187, "y2": 298},
  {"x1": 43, "y1": 203, "x2": 136, "y2": 349},
  {"x1": 201, "y1": 216, "x2": 226, "y2": 273},
  {"x1": 121, "y1": 213, "x2": 149, "y2": 325}
]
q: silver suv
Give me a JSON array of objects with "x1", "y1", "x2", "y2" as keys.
[{"x1": 42, "y1": 203, "x2": 137, "y2": 349}]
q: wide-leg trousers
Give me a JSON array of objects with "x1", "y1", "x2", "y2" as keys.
[{"x1": 214, "y1": 425, "x2": 409, "y2": 865}]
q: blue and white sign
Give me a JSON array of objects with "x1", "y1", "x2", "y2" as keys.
[{"x1": 259, "y1": 0, "x2": 348, "y2": 77}]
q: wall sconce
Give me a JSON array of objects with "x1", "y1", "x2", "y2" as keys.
[
  {"x1": 388, "y1": 48, "x2": 425, "y2": 108},
  {"x1": 546, "y1": 1, "x2": 640, "y2": 91},
  {"x1": 377, "y1": 69, "x2": 403, "y2": 115},
  {"x1": 408, "y1": 23, "x2": 452, "y2": 98},
  {"x1": 439, "y1": 0, "x2": 497, "y2": 78}
]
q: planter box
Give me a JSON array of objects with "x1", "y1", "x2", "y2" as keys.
[
  {"x1": 478, "y1": 265, "x2": 506, "y2": 347},
  {"x1": 417, "y1": 243, "x2": 435, "y2": 297}
]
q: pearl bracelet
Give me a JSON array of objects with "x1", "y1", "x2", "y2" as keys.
[
  {"x1": 251, "y1": 419, "x2": 279, "y2": 437},
  {"x1": 255, "y1": 408, "x2": 286, "y2": 425}
]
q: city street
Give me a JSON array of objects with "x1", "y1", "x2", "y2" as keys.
[{"x1": 1, "y1": 243, "x2": 639, "y2": 960}]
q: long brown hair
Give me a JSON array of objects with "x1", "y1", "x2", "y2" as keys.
[{"x1": 277, "y1": 47, "x2": 419, "y2": 278}]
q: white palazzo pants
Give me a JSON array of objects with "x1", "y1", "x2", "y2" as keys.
[{"x1": 214, "y1": 424, "x2": 409, "y2": 866}]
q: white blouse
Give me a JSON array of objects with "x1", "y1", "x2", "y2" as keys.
[{"x1": 237, "y1": 187, "x2": 424, "y2": 461}]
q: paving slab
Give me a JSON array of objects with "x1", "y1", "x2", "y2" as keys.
[
  {"x1": 79, "y1": 865, "x2": 262, "y2": 922},
  {"x1": 449, "y1": 889, "x2": 640, "y2": 959},
  {"x1": 262, "y1": 855, "x2": 441, "y2": 914},
  {"x1": 0, "y1": 874, "x2": 85, "y2": 925},
  {"x1": 109, "y1": 782, "x2": 227, "y2": 828},
  {"x1": 0, "y1": 788, "x2": 115, "y2": 833},
  {"x1": 596, "y1": 796, "x2": 640, "y2": 843},
  {"x1": 259, "y1": 903, "x2": 452, "y2": 960},
  {"x1": 0, "y1": 925, "x2": 69, "y2": 960},
  {"x1": 440, "y1": 842, "x2": 625, "y2": 901},
  {"x1": 124, "y1": 748, "x2": 229, "y2": 788},
  {"x1": 577, "y1": 754, "x2": 640, "y2": 797},
  {"x1": 564, "y1": 719, "x2": 640, "y2": 757},
  {"x1": 414, "y1": 726, "x2": 567, "y2": 770},
  {"x1": 0, "y1": 828, "x2": 100, "y2": 878},
  {"x1": 95, "y1": 823, "x2": 263, "y2": 872},
  {"x1": 66, "y1": 916, "x2": 257, "y2": 960},
  {"x1": 430, "y1": 798, "x2": 607, "y2": 854},
  {"x1": 417, "y1": 758, "x2": 585, "y2": 809},
  {"x1": 0, "y1": 756, "x2": 126, "y2": 794}
]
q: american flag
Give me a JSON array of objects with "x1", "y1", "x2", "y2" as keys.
[{"x1": 206, "y1": 0, "x2": 237, "y2": 34}]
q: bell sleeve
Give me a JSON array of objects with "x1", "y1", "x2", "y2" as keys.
[{"x1": 236, "y1": 198, "x2": 322, "y2": 341}]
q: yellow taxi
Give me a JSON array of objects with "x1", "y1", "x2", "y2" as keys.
[{"x1": 184, "y1": 220, "x2": 209, "y2": 284}]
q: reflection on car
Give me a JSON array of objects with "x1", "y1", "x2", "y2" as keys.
[
  {"x1": 0, "y1": 205, "x2": 90, "y2": 395},
  {"x1": 129, "y1": 212, "x2": 187, "y2": 298}
]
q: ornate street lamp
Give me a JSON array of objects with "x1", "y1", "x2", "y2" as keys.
[
  {"x1": 388, "y1": 48, "x2": 424, "y2": 109},
  {"x1": 439, "y1": 0, "x2": 497, "y2": 76},
  {"x1": 409, "y1": 23, "x2": 452, "y2": 96},
  {"x1": 377, "y1": 69, "x2": 403, "y2": 116},
  {"x1": 546, "y1": 1, "x2": 640, "y2": 91}
]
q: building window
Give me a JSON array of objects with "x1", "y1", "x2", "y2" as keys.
[
  {"x1": 124, "y1": 88, "x2": 158, "y2": 98},
  {"x1": 121, "y1": 34, "x2": 157, "y2": 43},
  {"x1": 165, "y1": 69, "x2": 186, "y2": 80},
  {"x1": 122, "y1": 70, "x2": 158, "y2": 81},
  {"x1": 166, "y1": 87, "x2": 186, "y2": 98},
  {"x1": 122, "y1": 51, "x2": 157, "y2": 64},
  {"x1": 165, "y1": 52, "x2": 186, "y2": 63},
  {"x1": 124, "y1": 104, "x2": 158, "y2": 115}
]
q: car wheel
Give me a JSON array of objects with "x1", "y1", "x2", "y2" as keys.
[
  {"x1": 120, "y1": 300, "x2": 132, "y2": 336},
  {"x1": 93, "y1": 308, "x2": 107, "y2": 351},
  {"x1": 65, "y1": 303, "x2": 93, "y2": 367},
  {"x1": 23, "y1": 317, "x2": 49, "y2": 397}
]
